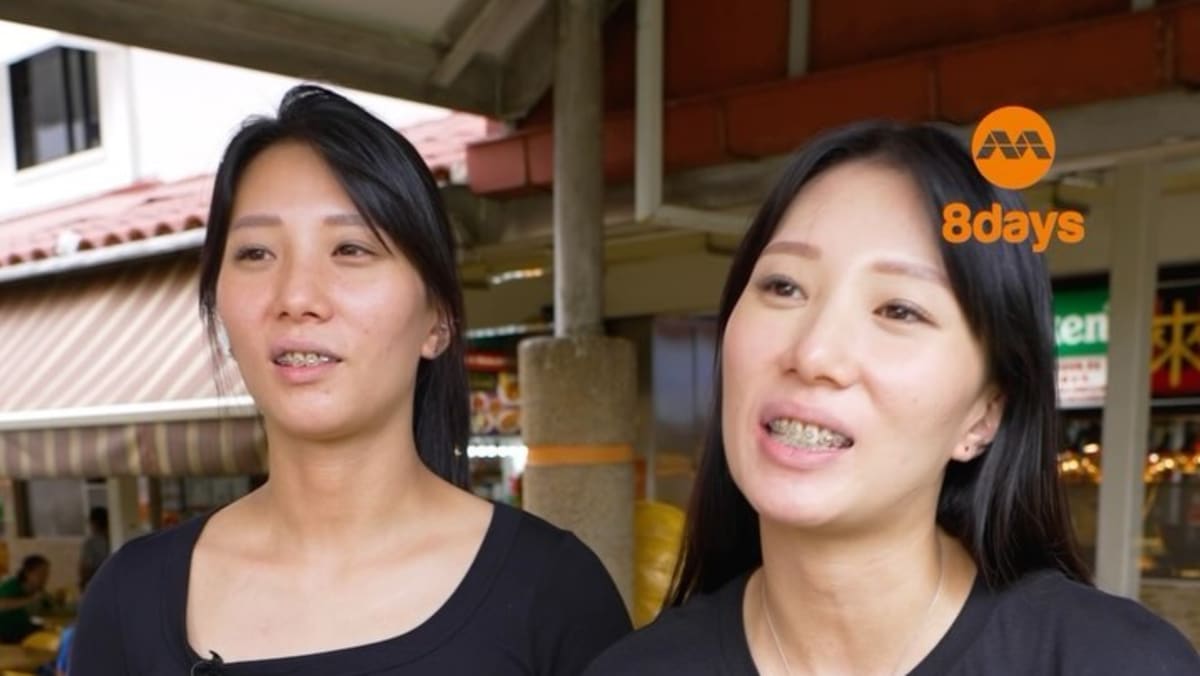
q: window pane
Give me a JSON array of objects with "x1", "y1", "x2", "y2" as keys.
[
  {"x1": 1060, "y1": 409, "x2": 1200, "y2": 580},
  {"x1": 8, "y1": 59, "x2": 32, "y2": 169},
  {"x1": 66, "y1": 48, "x2": 86, "y2": 151},
  {"x1": 8, "y1": 46, "x2": 102, "y2": 169},
  {"x1": 28, "y1": 47, "x2": 69, "y2": 164},
  {"x1": 82, "y1": 51, "x2": 100, "y2": 150},
  {"x1": 26, "y1": 479, "x2": 86, "y2": 537}
]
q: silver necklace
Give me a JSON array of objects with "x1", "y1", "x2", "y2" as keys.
[
  {"x1": 760, "y1": 578, "x2": 795, "y2": 675},
  {"x1": 759, "y1": 538, "x2": 946, "y2": 676}
]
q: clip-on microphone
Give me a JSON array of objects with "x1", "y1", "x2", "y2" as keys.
[{"x1": 191, "y1": 650, "x2": 225, "y2": 675}]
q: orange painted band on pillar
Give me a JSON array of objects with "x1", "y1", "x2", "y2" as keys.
[{"x1": 525, "y1": 444, "x2": 634, "y2": 466}]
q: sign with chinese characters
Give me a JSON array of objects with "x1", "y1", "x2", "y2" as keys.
[
  {"x1": 1057, "y1": 355, "x2": 1107, "y2": 408},
  {"x1": 1054, "y1": 282, "x2": 1200, "y2": 407},
  {"x1": 1151, "y1": 286, "x2": 1200, "y2": 395}
]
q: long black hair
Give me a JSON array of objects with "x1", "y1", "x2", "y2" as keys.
[
  {"x1": 198, "y1": 84, "x2": 470, "y2": 488},
  {"x1": 668, "y1": 120, "x2": 1090, "y2": 605}
]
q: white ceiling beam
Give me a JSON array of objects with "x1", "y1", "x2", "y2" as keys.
[
  {"x1": 788, "y1": 0, "x2": 810, "y2": 76},
  {"x1": 0, "y1": 0, "x2": 503, "y2": 114},
  {"x1": 430, "y1": 0, "x2": 509, "y2": 88},
  {"x1": 499, "y1": 0, "x2": 622, "y2": 120}
]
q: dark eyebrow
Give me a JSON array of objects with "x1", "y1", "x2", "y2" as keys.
[
  {"x1": 761, "y1": 240, "x2": 821, "y2": 258},
  {"x1": 870, "y1": 258, "x2": 948, "y2": 286}
]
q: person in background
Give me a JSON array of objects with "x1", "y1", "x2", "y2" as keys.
[
  {"x1": 586, "y1": 121, "x2": 1199, "y2": 675},
  {"x1": 55, "y1": 506, "x2": 107, "y2": 676},
  {"x1": 78, "y1": 507, "x2": 109, "y2": 594},
  {"x1": 0, "y1": 554, "x2": 49, "y2": 643}
]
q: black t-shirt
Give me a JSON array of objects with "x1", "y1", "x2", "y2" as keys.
[
  {"x1": 71, "y1": 501, "x2": 632, "y2": 675},
  {"x1": 585, "y1": 569, "x2": 1200, "y2": 675}
]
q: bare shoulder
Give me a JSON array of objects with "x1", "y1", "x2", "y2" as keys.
[
  {"x1": 422, "y1": 481, "x2": 495, "y2": 550},
  {"x1": 441, "y1": 485, "x2": 494, "y2": 530},
  {"x1": 192, "y1": 490, "x2": 265, "y2": 550}
]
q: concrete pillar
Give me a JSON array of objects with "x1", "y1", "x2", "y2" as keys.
[
  {"x1": 788, "y1": 0, "x2": 811, "y2": 76},
  {"x1": 520, "y1": 337, "x2": 636, "y2": 606},
  {"x1": 106, "y1": 476, "x2": 140, "y2": 550},
  {"x1": 553, "y1": 0, "x2": 605, "y2": 338},
  {"x1": 635, "y1": 0, "x2": 663, "y2": 223},
  {"x1": 517, "y1": 0, "x2": 636, "y2": 609},
  {"x1": 0, "y1": 480, "x2": 17, "y2": 541},
  {"x1": 1095, "y1": 160, "x2": 1160, "y2": 597}
]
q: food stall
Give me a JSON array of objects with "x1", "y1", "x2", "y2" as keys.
[
  {"x1": 1054, "y1": 275, "x2": 1200, "y2": 580},
  {"x1": 464, "y1": 324, "x2": 549, "y2": 505}
]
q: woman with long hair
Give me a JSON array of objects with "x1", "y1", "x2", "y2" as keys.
[
  {"x1": 587, "y1": 122, "x2": 1197, "y2": 674},
  {"x1": 72, "y1": 84, "x2": 630, "y2": 675}
]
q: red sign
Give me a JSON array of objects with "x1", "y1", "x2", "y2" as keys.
[
  {"x1": 466, "y1": 351, "x2": 514, "y2": 373},
  {"x1": 1150, "y1": 286, "x2": 1200, "y2": 396}
]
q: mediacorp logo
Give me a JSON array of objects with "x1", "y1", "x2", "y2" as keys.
[{"x1": 942, "y1": 105, "x2": 1085, "y2": 252}]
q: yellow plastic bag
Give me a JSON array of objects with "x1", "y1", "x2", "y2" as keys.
[
  {"x1": 20, "y1": 628, "x2": 60, "y2": 653},
  {"x1": 633, "y1": 500, "x2": 686, "y2": 627}
]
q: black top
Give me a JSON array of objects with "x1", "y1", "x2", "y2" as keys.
[
  {"x1": 585, "y1": 569, "x2": 1200, "y2": 675},
  {"x1": 71, "y1": 502, "x2": 632, "y2": 675}
]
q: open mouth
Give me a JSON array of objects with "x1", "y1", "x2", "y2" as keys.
[
  {"x1": 273, "y1": 351, "x2": 341, "y2": 368},
  {"x1": 764, "y1": 418, "x2": 854, "y2": 452}
]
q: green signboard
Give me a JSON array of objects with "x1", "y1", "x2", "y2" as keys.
[{"x1": 1053, "y1": 288, "x2": 1108, "y2": 357}]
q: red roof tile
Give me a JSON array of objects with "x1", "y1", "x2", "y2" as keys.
[
  {"x1": 0, "y1": 112, "x2": 491, "y2": 269},
  {"x1": 401, "y1": 112, "x2": 497, "y2": 182},
  {"x1": 0, "y1": 176, "x2": 211, "y2": 266}
]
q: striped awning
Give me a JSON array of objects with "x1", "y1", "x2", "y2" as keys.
[
  {"x1": 0, "y1": 255, "x2": 265, "y2": 477},
  {"x1": 0, "y1": 419, "x2": 265, "y2": 477}
]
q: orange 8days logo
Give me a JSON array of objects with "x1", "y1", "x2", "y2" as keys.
[
  {"x1": 942, "y1": 105, "x2": 1084, "y2": 252},
  {"x1": 971, "y1": 105, "x2": 1056, "y2": 190}
]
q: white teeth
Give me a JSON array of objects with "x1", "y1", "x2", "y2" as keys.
[
  {"x1": 767, "y1": 418, "x2": 851, "y2": 449},
  {"x1": 276, "y1": 351, "x2": 333, "y2": 367}
]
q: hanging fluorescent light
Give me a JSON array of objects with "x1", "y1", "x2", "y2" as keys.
[{"x1": 488, "y1": 267, "x2": 545, "y2": 286}]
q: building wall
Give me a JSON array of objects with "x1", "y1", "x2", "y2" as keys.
[
  {"x1": 462, "y1": 248, "x2": 733, "y2": 330},
  {"x1": 0, "y1": 20, "x2": 449, "y2": 220},
  {"x1": 124, "y1": 48, "x2": 449, "y2": 185},
  {"x1": 0, "y1": 29, "x2": 137, "y2": 219},
  {"x1": 1041, "y1": 185, "x2": 1200, "y2": 277},
  {"x1": 808, "y1": 0, "x2": 1131, "y2": 70},
  {"x1": 525, "y1": 0, "x2": 1144, "y2": 124}
]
